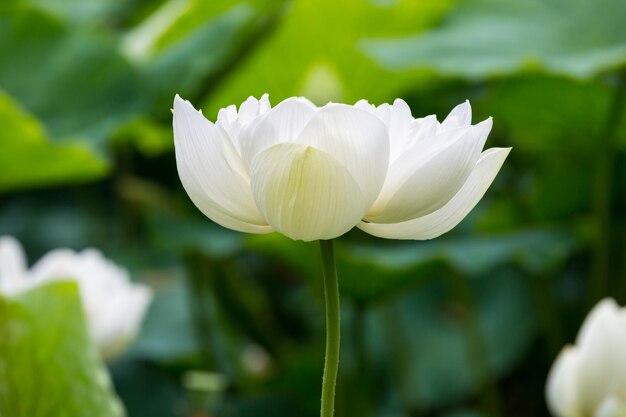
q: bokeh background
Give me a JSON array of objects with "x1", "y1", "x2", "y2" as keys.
[{"x1": 1, "y1": 0, "x2": 626, "y2": 416}]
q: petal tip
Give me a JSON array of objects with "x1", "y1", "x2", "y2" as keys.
[
  {"x1": 475, "y1": 116, "x2": 493, "y2": 132},
  {"x1": 173, "y1": 93, "x2": 185, "y2": 107}
]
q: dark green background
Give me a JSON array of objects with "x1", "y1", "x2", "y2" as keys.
[{"x1": 2, "y1": 0, "x2": 626, "y2": 416}]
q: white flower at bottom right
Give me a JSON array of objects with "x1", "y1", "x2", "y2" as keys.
[{"x1": 547, "y1": 298, "x2": 626, "y2": 417}]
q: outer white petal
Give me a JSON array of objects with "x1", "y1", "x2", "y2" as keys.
[
  {"x1": 358, "y1": 147, "x2": 510, "y2": 240},
  {"x1": 295, "y1": 104, "x2": 390, "y2": 206},
  {"x1": 0, "y1": 236, "x2": 31, "y2": 295},
  {"x1": 239, "y1": 97, "x2": 317, "y2": 168},
  {"x1": 441, "y1": 100, "x2": 472, "y2": 130},
  {"x1": 366, "y1": 119, "x2": 493, "y2": 223},
  {"x1": 249, "y1": 143, "x2": 367, "y2": 241},
  {"x1": 575, "y1": 298, "x2": 626, "y2": 416},
  {"x1": 595, "y1": 397, "x2": 626, "y2": 417},
  {"x1": 173, "y1": 95, "x2": 272, "y2": 234},
  {"x1": 546, "y1": 347, "x2": 582, "y2": 417}
]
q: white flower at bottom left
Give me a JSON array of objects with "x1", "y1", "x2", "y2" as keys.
[{"x1": 0, "y1": 235, "x2": 153, "y2": 361}]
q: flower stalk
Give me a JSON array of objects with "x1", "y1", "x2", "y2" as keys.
[{"x1": 320, "y1": 239, "x2": 340, "y2": 417}]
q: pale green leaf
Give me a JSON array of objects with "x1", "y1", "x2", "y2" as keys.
[
  {"x1": 363, "y1": 0, "x2": 626, "y2": 79},
  {"x1": 0, "y1": 281, "x2": 125, "y2": 417},
  {"x1": 201, "y1": 0, "x2": 454, "y2": 115},
  {"x1": 0, "y1": 91, "x2": 108, "y2": 193}
]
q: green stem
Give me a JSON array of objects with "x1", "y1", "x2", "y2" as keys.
[{"x1": 320, "y1": 239, "x2": 341, "y2": 417}]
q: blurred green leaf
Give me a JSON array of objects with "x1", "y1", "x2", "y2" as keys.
[
  {"x1": 124, "y1": 0, "x2": 266, "y2": 107},
  {"x1": 363, "y1": 0, "x2": 626, "y2": 79},
  {"x1": 146, "y1": 211, "x2": 244, "y2": 259},
  {"x1": 0, "y1": 91, "x2": 108, "y2": 193},
  {"x1": 470, "y1": 75, "x2": 625, "y2": 222},
  {"x1": 340, "y1": 229, "x2": 575, "y2": 303},
  {"x1": 440, "y1": 411, "x2": 484, "y2": 417},
  {"x1": 481, "y1": 76, "x2": 617, "y2": 153},
  {"x1": 0, "y1": 281, "x2": 125, "y2": 417},
  {"x1": 246, "y1": 230, "x2": 575, "y2": 304},
  {"x1": 350, "y1": 229, "x2": 573, "y2": 276},
  {"x1": 202, "y1": 0, "x2": 453, "y2": 114},
  {"x1": 112, "y1": 117, "x2": 174, "y2": 157},
  {"x1": 0, "y1": 7, "x2": 142, "y2": 144},
  {"x1": 128, "y1": 275, "x2": 196, "y2": 361},
  {"x1": 245, "y1": 233, "x2": 320, "y2": 282},
  {"x1": 369, "y1": 270, "x2": 536, "y2": 412},
  {"x1": 24, "y1": 0, "x2": 127, "y2": 23},
  {"x1": 111, "y1": 359, "x2": 183, "y2": 417}
]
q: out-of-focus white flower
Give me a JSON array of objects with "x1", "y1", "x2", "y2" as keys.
[
  {"x1": 173, "y1": 95, "x2": 510, "y2": 241},
  {"x1": 546, "y1": 298, "x2": 626, "y2": 417},
  {"x1": 0, "y1": 236, "x2": 152, "y2": 360},
  {"x1": 0, "y1": 236, "x2": 31, "y2": 294}
]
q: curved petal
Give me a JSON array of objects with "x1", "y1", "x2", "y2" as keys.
[
  {"x1": 365, "y1": 119, "x2": 493, "y2": 223},
  {"x1": 546, "y1": 347, "x2": 582, "y2": 417},
  {"x1": 575, "y1": 299, "x2": 626, "y2": 415},
  {"x1": 387, "y1": 99, "x2": 413, "y2": 160},
  {"x1": 0, "y1": 236, "x2": 30, "y2": 295},
  {"x1": 576, "y1": 298, "x2": 622, "y2": 346},
  {"x1": 295, "y1": 104, "x2": 390, "y2": 206},
  {"x1": 441, "y1": 100, "x2": 472, "y2": 130},
  {"x1": 239, "y1": 97, "x2": 317, "y2": 169},
  {"x1": 354, "y1": 99, "x2": 413, "y2": 163},
  {"x1": 173, "y1": 95, "x2": 272, "y2": 234},
  {"x1": 404, "y1": 114, "x2": 438, "y2": 150},
  {"x1": 358, "y1": 147, "x2": 510, "y2": 240},
  {"x1": 249, "y1": 143, "x2": 367, "y2": 241}
]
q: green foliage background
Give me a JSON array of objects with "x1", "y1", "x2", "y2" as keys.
[{"x1": 1, "y1": 0, "x2": 626, "y2": 416}]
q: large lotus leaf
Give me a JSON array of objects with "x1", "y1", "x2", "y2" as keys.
[
  {"x1": 0, "y1": 7, "x2": 142, "y2": 145},
  {"x1": 23, "y1": 0, "x2": 128, "y2": 23},
  {"x1": 368, "y1": 269, "x2": 536, "y2": 412},
  {"x1": 200, "y1": 0, "x2": 454, "y2": 115},
  {"x1": 110, "y1": 360, "x2": 182, "y2": 417},
  {"x1": 246, "y1": 229, "x2": 575, "y2": 304},
  {"x1": 0, "y1": 91, "x2": 108, "y2": 193},
  {"x1": 0, "y1": 281, "x2": 125, "y2": 417},
  {"x1": 470, "y1": 76, "x2": 624, "y2": 222},
  {"x1": 478, "y1": 76, "x2": 621, "y2": 154},
  {"x1": 123, "y1": 0, "x2": 266, "y2": 108},
  {"x1": 340, "y1": 229, "x2": 575, "y2": 303},
  {"x1": 363, "y1": 0, "x2": 626, "y2": 79},
  {"x1": 127, "y1": 275, "x2": 196, "y2": 361}
]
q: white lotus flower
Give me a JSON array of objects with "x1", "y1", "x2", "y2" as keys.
[
  {"x1": 173, "y1": 95, "x2": 510, "y2": 241},
  {"x1": 0, "y1": 236, "x2": 152, "y2": 360},
  {"x1": 546, "y1": 298, "x2": 626, "y2": 417}
]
